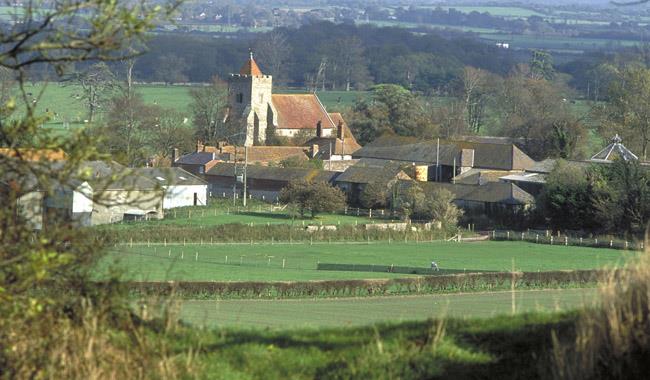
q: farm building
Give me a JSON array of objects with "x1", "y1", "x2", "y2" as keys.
[
  {"x1": 404, "y1": 180, "x2": 535, "y2": 218},
  {"x1": 334, "y1": 160, "x2": 412, "y2": 205},
  {"x1": 226, "y1": 53, "x2": 353, "y2": 146},
  {"x1": 139, "y1": 167, "x2": 208, "y2": 209},
  {"x1": 353, "y1": 136, "x2": 536, "y2": 182},
  {"x1": 3, "y1": 160, "x2": 166, "y2": 228},
  {"x1": 205, "y1": 162, "x2": 338, "y2": 201}
]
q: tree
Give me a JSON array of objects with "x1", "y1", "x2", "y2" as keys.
[
  {"x1": 530, "y1": 50, "x2": 555, "y2": 80},
  {"x1": 539, "y1": 160, "x2": 601, "y2": 231},
  {"x1": 348, "y1": 84, "x2": 438, "y2": 144},
  {"x1": 148, "y1": 109, "x2": 195, "y2": 163},
  {"x1": 326, "y1": 37, "x2": 372, "y2": 91},
  {"x1": 593, "y1": 159, "x2": 650, "y2": 235},
  {"x1": 0, "y1": 0, "x2": 190, "y2": 376},
  {"x1": 279, "y1": 180, "x2": 346, "y2": 218},
  {"x1": 394, "y1": 183, "x2": 425, "y2": 220},
  {"x1": 153, "y1": 53, "x2": 188, "y2": 84},
  {"x1": 359, "y1": 181, "x2": 389, "y2": 209},
  {"x1": 190, "y1": 76, "x2": 238, "y2": 144},
  {"x1": 254, "y1": 30, "x2": 292, "y2": 83},
  {"x1": 99, "y1": 90, "x2": 158, "y2": 166},
  {"x1": 493, "y1": 68, "x2": 587, "y2": 159},
  {"x1": 458, "y1": 66, "x2": 493, "y2": 134},
  {"x1": 67, "y1": 62, "x2": 117, "y2": 122},
  {"x1": 598, "y1": 65, "x2": 650, "y2": 159},
  {"x1": 420, "y1": 188, "x2": 463, "y2": 228}
]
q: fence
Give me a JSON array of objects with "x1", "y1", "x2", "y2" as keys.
[
  {"x1": 489, "y1": 230, "x2": 644, "y2": 251},
  {"x1": 317, "y1": 263, "x2": 466, "y2": 276}
]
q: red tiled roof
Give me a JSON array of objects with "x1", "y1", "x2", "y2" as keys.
[
  {"x1": 0, "y1": 148, "x2": 67, "y2": 161},
  {"x1": 239, "y1": 56, "x2": 263, "y2": 76},
  {"x1": 271, "y1": 94, "x2": 336, "y2": 130},
  {"x1": 328, "y1": 112, "x2": 346, "y2": 128}
]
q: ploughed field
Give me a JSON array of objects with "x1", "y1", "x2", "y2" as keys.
[
  {"x1": 101, "y1": 241, "x2": 629, "y2": 282},
  {"x1": 178, "y1": 288, "x2": 597, "y2": 328}
]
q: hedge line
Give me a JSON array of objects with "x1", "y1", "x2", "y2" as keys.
[
  {"x1": 94, "y1": 223, "x2": 454, "y2": 244},
  {"x1": 120, "y1": 269, "x2": 610, "y2": 299}
]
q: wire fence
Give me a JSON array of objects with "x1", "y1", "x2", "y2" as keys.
[{"x1": 489, "y1": 230, "x2": 644, "y2": 251}]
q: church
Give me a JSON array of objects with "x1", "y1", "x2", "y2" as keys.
[{"x1": 227, "y1": 53, "x2": 345, "y2": 146}]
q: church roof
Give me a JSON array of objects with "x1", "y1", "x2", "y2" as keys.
[
  {"x1": 239, "y1": 53, "x2": 263, "y2": 76},
  {"x1": 271, "y1": 94, "x2": 337, "y2": 130},
  {"x1": 591, "y1": 134, "x2": 638, "y2": 162}
]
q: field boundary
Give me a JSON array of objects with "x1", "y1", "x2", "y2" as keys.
[
  {"x1": 489, "y1": 230, "x2": 644, "y2": 251},
  {"x1": 110, "y1": 269, "x2": 614, "y2": 299}
]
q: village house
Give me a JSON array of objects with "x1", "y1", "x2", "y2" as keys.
[{"x1": 226, "y1": 53, "x2": 353, "y2": 146}]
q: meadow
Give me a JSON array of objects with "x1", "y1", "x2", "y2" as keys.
[
  {"x1": 179, "y1": 288, "x2": 596, "y2": 328},
  {"x1": 101, "y1": 241, "x2": 628, "y2": 282}
]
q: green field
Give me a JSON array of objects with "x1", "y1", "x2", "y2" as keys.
[
  {"x1": 102, "y1": 241, "x2": 629, "y2": 282},
  {"x1": 25, "y1": 83, "x2": 367, "y2": 132},
  {"x1": 479, "y1": 33, "x2": 641, "y2": 52},
  {"x1": 178, "y1": 288, "x2": 597, "y2": 328}
]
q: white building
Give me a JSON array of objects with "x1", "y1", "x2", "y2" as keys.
[{"x1": 140, "y1": 167, "x2": 208, "y2": 209}]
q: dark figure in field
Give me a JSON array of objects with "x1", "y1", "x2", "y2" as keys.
[{"x1": 431, "y1": 261, "x2": 439, "y2": 271}]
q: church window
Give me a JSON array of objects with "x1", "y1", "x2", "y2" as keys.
[{"x1": 237, "y1": 93, "x2": 244, "y2": 103}]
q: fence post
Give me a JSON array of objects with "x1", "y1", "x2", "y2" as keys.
[
  {"x1": 225, "y1": 256, "x2": 228, "y2": 264},
  {"x1": 181, "y1": 251, "x2": 184, "y2": 259},
  {"x1": 189, "y1": 210, "x2": 192, "y2": 219},
  {"x1": 536, "y1": 234, "x2": 539, "y2": 243},
  {"x1": 506, "y1": 231, "x2": 510, "y2": 240},
  {"x1": 147, "y1": 239, "x2": 150, "y2": 248},
  {"x1": 183, "y1": 238, "x2": 186, "y2": 246},
  {"x1": 369, "y1": 209, "x2": 372, "y2": 218},
  {"x1": 595, "y1": 238, "x2": 598, "y2": 246},
  {"x1": 130, "y1": 238, "x2": 132, "y2": 248},
  {"x1": 550, "y1": 236, "x2": 553, "y2": 245},
  {"x1": 565, "y1": 236, "x2": 568, "y2": 246},
  {"x1": 282, "y1": 258, "x2": 286, "y2": 269},
  {"x1": 625, "y1": 241, "x2": 629, "y2": 249},
  {"x1": 195, "y1": 252, "x2": 198, "y2": 261},
  {"x1": 610, "y1": 240, "x2": 613, "y2": 248},
  {"x1": 164, "y1": 238, "x2": 167, "y2": 247},
  {"x1": 168, "y1": 249, "x2": 171, "y2": 257},
  {"x1": 357, "y1": 208, "x2": 360, "y2": 216},
  {"x1": 521, "y1": 232, "x2": 524, "y2": 241},
  {"x1": 344, "y1": 207, "x2": 348, "y2": 215},
  {"x1": 580, "y1": 237, "x2": 583, "y2": 245},
  {"x1": 200, "y1": 238, "x2": 203, "y2": 246}
]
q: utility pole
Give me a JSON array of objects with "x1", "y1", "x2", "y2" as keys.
[
  {"x1": 436, "y1": 138, "x2": 440, "y2": 182},
  {"x1": 243, "y1": 146, "x2": 248, "y2": 207}
]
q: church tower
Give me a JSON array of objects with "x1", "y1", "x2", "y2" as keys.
[{"x1": 228, "y1": 52, "x2": 273, "y2": 146}]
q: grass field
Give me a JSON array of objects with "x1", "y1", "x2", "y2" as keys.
[
  {"x1": 479, "y1": 33, "x2": 641, "y2": 52},
  {"x1": 25, "y1": 83, "x2": 367, "y2": 132},
  {"x1": 178, "y1": 288, "x2": 597, "y2": 328},
  {"x1": 101, "y1": 241, "x2": 629, "y2": 282}
]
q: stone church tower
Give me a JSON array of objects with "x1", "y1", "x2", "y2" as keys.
[{"x1": 227, "y1": 52, "x2": 272, "y2": 146}]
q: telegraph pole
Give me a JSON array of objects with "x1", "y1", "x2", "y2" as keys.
[{"x1": 243, "y1": 146, "x2": 248, "y2": 206}]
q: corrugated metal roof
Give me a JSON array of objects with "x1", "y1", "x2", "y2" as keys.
[{"x1": 139, "y1": 167, "x2": 207, "y2": 186}]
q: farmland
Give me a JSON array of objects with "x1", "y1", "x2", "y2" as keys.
[
  {"x1": 100, "y1": 241, "x2": 629, "y2": 282},
  {"x1": 178, "y1": 288, "x2": 597, "y2": 328}
]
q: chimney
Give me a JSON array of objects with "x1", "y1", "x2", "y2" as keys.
[
  {"x1": 171, "y1": 148, "x2": 179, "y2": 164},
  {"x1": 316, "y1": 120, "x2": 322, "y2": 138},
  {"x1": 196, "y1": 140, "x2": 204, "y2": 152},
  {"x1": 336, "y1": 121, "x2": 344, "y2": 139},
  {"x1": 310, "y1": 144, "x2": 319, "y2": 158},
  {"x1": 459, "y1": 149, "x2": 475, "y2": 173}
]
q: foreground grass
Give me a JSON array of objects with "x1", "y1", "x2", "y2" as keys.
[
  {"x1": 178, "y1": 288, "x2": 597, "y2": 328},
  {"x1": 166, "y1": 311, "x2": 578, "y2": 379},
  {"x1": 100, "y1": 241, "x2": 629, "y2": 281}
]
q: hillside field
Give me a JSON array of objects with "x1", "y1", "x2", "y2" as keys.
[{"x1": 101, "y1": 241, "x2": 629, "y2": 282}]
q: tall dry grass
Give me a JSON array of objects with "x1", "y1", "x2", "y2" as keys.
[
  {"x1": 551, "y1": 226, "x2": 650, "y2": 379},
  {"x1": 0, "y1": 295, "x2": 196, "y2": 379}
]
